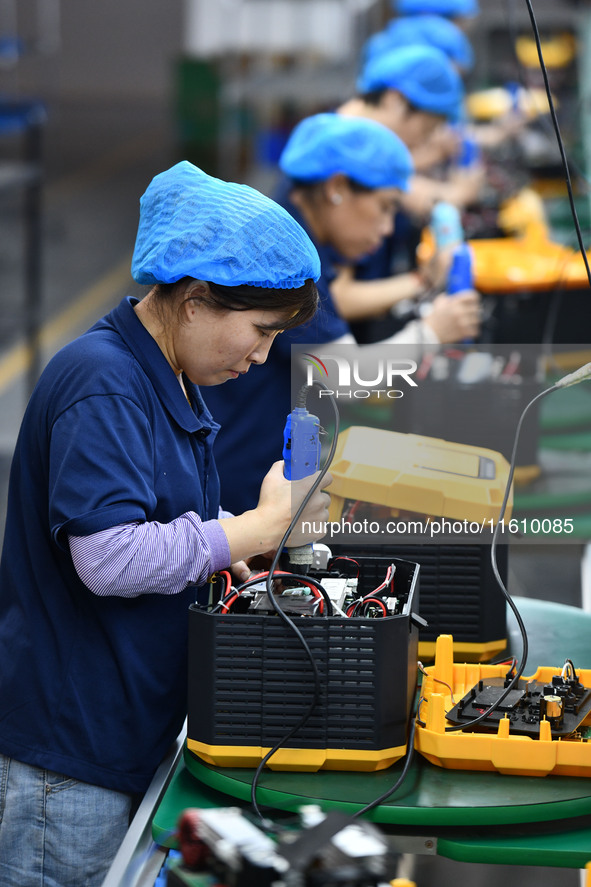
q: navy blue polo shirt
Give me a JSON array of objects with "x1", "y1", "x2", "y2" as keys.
[
  {"x1": 202, "y1": 191, "x2": 349, "y2": 515},
  {"x1": 0, "y1": 296, "x2": 220, "y2": 793}
]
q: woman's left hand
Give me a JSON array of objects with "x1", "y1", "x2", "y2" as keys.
[{"x1": 230, "y1": 560, "x2": 252, "y2": 583}]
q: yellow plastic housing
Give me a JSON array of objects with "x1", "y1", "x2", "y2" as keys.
[
  {"x1": 469, "y1": 238, "x2": 577, "y2": 294},
  {"x1": 415, "y1": 635, "x2": 591, "y2": 777},
  {"x1": 418, "y1": 213, "x2": 590, "y2": 295},
  {"x1": 328, "y1": 427, "x2": 512, "y2": 525},
  {"x1": 465, "y1": 86, "x2": 553, "y2": 120},
  {"x1": 186, "y1": 738, "x2": 407, "y2": 772},
  {"x1": 418, "y1": 637, "x2": 507, "y2": 664},
  {"x1": 515, "y1": 33, "x2": 576, "y2": 70}
]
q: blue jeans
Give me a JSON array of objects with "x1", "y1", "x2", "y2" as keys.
[{"x1": 0, "y1": 754, "x2": 134, "y2": 887}]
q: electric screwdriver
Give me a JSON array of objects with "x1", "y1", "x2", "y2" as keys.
[
  {"x1": 447, "y1": 241, "x2": 475, "y2": 344},
  {"x1": 447, "y1": 241, "x2": 474, "y2": 295},
  {"x1": 282, "y1": 401, "x2": 321, "y2": 567}
]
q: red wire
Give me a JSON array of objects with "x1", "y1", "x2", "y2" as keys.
[
  {"x1": 226, "y1": 570, "x2": 325, "y2": 614},
  {"x1": 366, "y1": 564, "x2": 394, "y2": 598},
  {"x1": 217, "y1": 570, "x2": 232, "y2": 592},
  {"x1": 359, "y1": 597, "x2": 388, "y2": 617}
]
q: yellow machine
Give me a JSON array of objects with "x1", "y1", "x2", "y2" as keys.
[
  {"x1": 327, "y1": 427, "x2": 512, "y2": 662},
  {"x1": 328, "y1": 426, "x2": 512, "y2": 527}
]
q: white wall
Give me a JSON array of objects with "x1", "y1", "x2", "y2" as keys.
[{"x1": 184, "y1": 0, "x2": 357, "y2": 59}]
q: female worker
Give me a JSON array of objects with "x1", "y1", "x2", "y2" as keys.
[
  {"x1": 334, "y1": 43, "x2": 482, "y2": 336},
  {"x1": 202, "y1": 113, "x2": 481, "y2": 515},
  {"x1": 0, "y1": 160, "x2": 330, "y2": 887}
]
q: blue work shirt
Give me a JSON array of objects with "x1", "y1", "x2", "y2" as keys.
[
  {"x1": 0, "y1": 296, "x2": 220, "y2": 794},
  {"x1": 202, "y1": 189, "x2": 349, "y2": 515}
]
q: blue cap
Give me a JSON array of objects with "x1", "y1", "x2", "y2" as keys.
[
  {"x1": 357, "y1": 45, "x2": 464, "y2": 122},
  {"x1": 364, "y1": 15, "x2": 474, "y2": 71},
  {"x1": 279, "y1": 113, "x2": 413, "y2": 191},
  {"x1": 131, "y1": 161, "x2": 321, "y2": 289},
  {"x1": 393, "y1": 0, "x2": 479, "y2": 17}
]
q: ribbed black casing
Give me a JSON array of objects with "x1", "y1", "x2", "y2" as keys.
[
  {"x1": 336, "y1": 543, "x2": 507, "y2": 644},
  {"x1": 188, "y1": 556, "x2": 419, "y2": 752}
]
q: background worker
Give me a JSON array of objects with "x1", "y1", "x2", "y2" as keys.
[
  {"x1": 333, "y1": 44, "x2": 482, "y2": 339},
  {"x1": 387, "y1": 0, "x2": 527, "y2": 151},
  {"x1": 359, "y1": 15, "x2": 475, "y2": 178},
  {"x1": 0, "y1": 160, "x2": 330, "y2": 887},
  {"x1": 203, "y1": 114, "x2": 480, "y2": 515},
  {"x1": 342, "y1": 44, "x2": 484, "y2": 211}
]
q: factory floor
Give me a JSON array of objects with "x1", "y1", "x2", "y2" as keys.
[{"x1": 0, "y1": 95, "x2": 586, "y2": 887}]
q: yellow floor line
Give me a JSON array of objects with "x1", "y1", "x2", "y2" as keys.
[{"x1": 0, "y1": 253, "x2": 133, "y2": 396}]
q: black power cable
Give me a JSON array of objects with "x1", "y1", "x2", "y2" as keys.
[
  {"x1": 445, "y1": 383, "x2": 558, "y2": 732},
  {"x1": 521, "y1": 0, "x2": 591, "y2": 286},
  {"x1": 250, "y1": 380, "x2": 339, "y2": 826},
  {"x1": 445, "y1": 360, "x2": 591, "y2": 733}
]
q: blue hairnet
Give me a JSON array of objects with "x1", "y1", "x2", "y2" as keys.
[
  {"x1": 364, "y1": 15, "x2": 474, "y2": 71},
  {"x1": 131, "y1": 161, "x2": 321, "y2": 289},
  {"x1": 279, "y1": 113, "x2": 413, "y2": 191},
  {"x1": 393, "y1": 0, "x2": 479, "y2": 17},
  {"x1": 357, "y1": 45, "x2": 464, "y2": 122}
]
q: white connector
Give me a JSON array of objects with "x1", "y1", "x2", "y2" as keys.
[{"x1": 554, "y1": 362, "x2": 591, "y2": 389}]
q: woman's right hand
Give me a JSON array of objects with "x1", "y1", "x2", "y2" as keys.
[
  {"x1": 256, "y1": 461, "x2": 332, "y2": 549},
  {"x1": 218, "y1": 461, "x2": 331, "y2": 565},
  {"x1": 424, "y1": 290, "x2": 482, "y2": 343}
]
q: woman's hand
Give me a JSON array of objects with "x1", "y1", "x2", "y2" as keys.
[
  {"x1": 424, "y1": 290, "x2": 482, "y2": 343},
  {"x1": 229, "y1": 560, "x2": 252, "y2": 583},
  {"x1": 218, "y1": 461, "x2": 331, "y2": 565},
  {"x1": 256, "y1": 461, "x2": 332, "y2": 548}
]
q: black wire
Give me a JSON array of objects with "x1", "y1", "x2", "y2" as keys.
[
  {"x1": 540, "y1": 227, "x2": 591, "y2": 349},
  {"x1": 564, "y1": 658, "x2": 578, "y2": 681},
  {"x1": 501, "y1": 0, "x2": 591, "y2": 352},
  {"x1": 445, "y1": 382, "x2": 559, "y2": 733},
  {"x1": 250, "y1": 381, "x2": 340, "y2": 825},
  {"x1": 504, "y1": 0, "x2": 591, "y2": 196},
  {"x1": 254, "y1": 1, "x2": 588, "y2": 823},
  {"x1": 351, "y1": 714, "x2": 418, "y2": 819},
  {"x1": 522, "y1": 0, "x2": 591, "y2": 287}
]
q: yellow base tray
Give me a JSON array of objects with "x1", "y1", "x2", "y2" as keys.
[
  {"x1": 418, "y1": 636, "x2": 507, "y2": 664},
  {"x1": 416, "y1": 635, "x2": 591, "y2": 777},
  {"x1": 186, "y1": 737, "x2": 407, "y2": 772}
]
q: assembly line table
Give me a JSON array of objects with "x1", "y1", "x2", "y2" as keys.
[{"x1": 150, "y1": 596, "x2": 591, "y2": 870}]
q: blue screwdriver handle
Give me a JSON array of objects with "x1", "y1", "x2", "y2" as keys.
[
  {"x1": 283, "y1": 407, "x2": 320, "y2": 563},
  {"x1": 447, "y1": 243, "x2": 475, "y2": 344}
]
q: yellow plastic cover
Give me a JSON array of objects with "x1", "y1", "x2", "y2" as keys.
[{"x1": 328, "y1": 427, "x2": 511, "y2": 524}]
